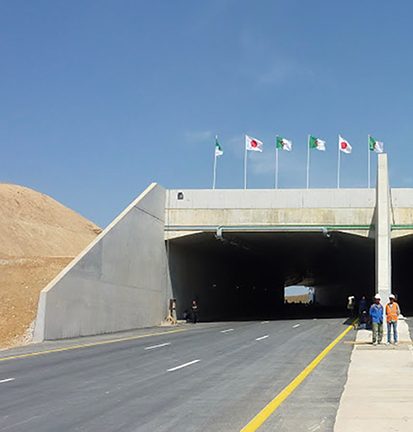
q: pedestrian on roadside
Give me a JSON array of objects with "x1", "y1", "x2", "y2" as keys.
[
  {"x1": 191, "y1": 300, "x2": 199, "y2": 324},
  {"x1": 347, "y1": 295, "x2": 355, "y2": 318},
  {"x1": 369, "y1": 294, "x2": 384, "y2": 345},
  {"x1": 386, "y1": 294, "x2": 400, "y2": 345},
  {"x1": 358, "y1": 295, "x2": 368, "y2": 329}
]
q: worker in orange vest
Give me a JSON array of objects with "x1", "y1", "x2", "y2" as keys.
[{"x1": 386, "y1": 294, "x2": 400, "y2": 345}]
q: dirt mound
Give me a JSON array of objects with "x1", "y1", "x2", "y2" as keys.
[
  {"x1": 0, "y1": 184, "x2": 101, "y2": 348},
  {"x1": 285, "y1": 294, "x2": 309, "y2": 304}
]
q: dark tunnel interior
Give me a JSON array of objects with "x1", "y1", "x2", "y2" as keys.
[
  {"x1": 392, "y1": 235, "x2": 413, "y2": 315},
  {"x1": 167, "y1": 231, "x2": 376, "y2": 321}
]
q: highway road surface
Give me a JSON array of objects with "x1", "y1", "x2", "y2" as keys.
[{"x1": 0, "y1": 319, "x2": 355, "y2": 432}]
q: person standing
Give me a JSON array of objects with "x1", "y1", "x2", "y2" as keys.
[
  {"x1": 385, "y1": 294, "x2": 400, "y2": 345},
  {"x1": 191, "y1": 300, "x2": 199, "y2": 324},
  {"x1": 369, "y1": 294, "x2": 384, "y2": 345},
  {"x1": 347, "y1": 296, "x2": 355, "y2": 318},
  {"x1": 358, "y1": 295, "x2": 368, "y2": 329}
]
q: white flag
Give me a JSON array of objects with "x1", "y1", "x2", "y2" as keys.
[
  {"x1": 245, "y1": 135, "x2": 263, "y2": 152},
  {"x1": 339, "y1": 135, "x2": 352, "y2": 154}
]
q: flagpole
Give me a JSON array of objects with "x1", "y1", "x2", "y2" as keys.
[
  {"x1": 337, "y1": 137, "x2": 341, "y2": 189},
  {"x1": 367, "y1": 134, "x2": 371, "y2": 189},
  {"x1": 212, "y1": 140, "x2": 218, "y2": 190},
  {"x1": 244, "y1": 136, "x2": 247, "y2": 189},
  {"x1": 275, "y1": 144, "x2": 279, "y2": 189},
  {"x1": 306, "y1": 135, "x2": 310, "y2": 189}
]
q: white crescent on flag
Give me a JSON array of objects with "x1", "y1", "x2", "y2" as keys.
[
  {"x1": 245, "y1": 135, "x2": 263, "y2": 152},
  {"x1": 339, "y1": 135, "x2": 352, "y2": 154}
]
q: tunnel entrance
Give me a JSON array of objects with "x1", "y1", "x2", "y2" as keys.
[
  {"x1": 168, "y1": 231, "x2": 375, "y2": 321},
  {"x1": 392, "y1": 235, "x2": 413, "y2": 315}
]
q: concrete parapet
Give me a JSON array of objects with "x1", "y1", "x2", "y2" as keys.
[
  {"x1": 166, "y1": 189, "x2": 376, "y2": 239},
  {"x1": 34, "y1": 183, "x2": 171, "y2": 341}
]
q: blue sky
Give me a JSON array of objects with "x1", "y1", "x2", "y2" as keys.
[{"x1": 1, "y1": 0, "x2": 413, "y2": 226}]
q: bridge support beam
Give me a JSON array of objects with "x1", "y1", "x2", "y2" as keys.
[{"x1": 375, "y1": 153, "x2": 392, "y2": 301}]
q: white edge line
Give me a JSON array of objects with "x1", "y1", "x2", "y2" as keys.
[
  {"x1": 293, "y1": 324, "x2": 301, "y2": 328},
  {"x1": 221, "y1": 329, "x2": 234, "y2": 333},
  {"x1": 167, "y1": 359, "x2": 200, "y2": 372},
  {"x1": 0, "y1": 378, "x2": 15, "y2": 384},
  {"x1": 145, "y1": 342, "x2": 171, "y2": 350},
  {"x1": 256, "y1": 335, "x2": 269, "y2": 341}
]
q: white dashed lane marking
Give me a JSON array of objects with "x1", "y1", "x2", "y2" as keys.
[
  {"x1": 167, "y1": 360, "x2": 200, "y2": 372},
  {"x1": 0, "y1": 378, "x2": 15, "y2": 384},
  {"x1": 145, "y1": 342, "x2": 171, "y2": 350},
  {"x1": 221, "y1": 329, "x2": 234, "y2": 333},
  {"x1": 256, "y1": 335, "x2": 269, "y2": 341}
]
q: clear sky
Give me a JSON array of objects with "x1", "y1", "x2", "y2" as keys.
[{"x1": 1, "y1": 1, "x2": 413, "y2": 226}]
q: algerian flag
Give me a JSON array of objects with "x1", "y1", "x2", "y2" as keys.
[
  {"x1": 309, "y1": 135, "x2": 326, "y2": 151},
  {"x1": 215, "y1": 136, "x2": 223, "y2": 157},
  {"x1": 276, "y1": 136, "x2": 292, "y2": 151},
  {"x1": 369, "y1": 135, "x2": 384, "y2": 153},
  {"x1": 339, "y1": 135, "x2": 352, "y2": 154}
]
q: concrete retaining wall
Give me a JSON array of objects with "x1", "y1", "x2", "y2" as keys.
[{"x1": 34, "y1": 183, "x2": 171, "y2": 341}]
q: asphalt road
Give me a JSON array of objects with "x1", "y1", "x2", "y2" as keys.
[{"x1": 0, "y1": 319, "x2": 355, "y2": 432}]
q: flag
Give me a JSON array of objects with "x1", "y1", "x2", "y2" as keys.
[
  {"x1": 369, "y1": 135, "x2": 384, "y2": 153},
  {"x1": 276, "y1": 136, "x2": 292, "y2": 151},
  {"x1": 245, "y1": 135, "x2": 263, "y2": 152},
  {"x1": 215, "y1": 136, "x2": 223, "y2": 157},
  {"x1": 309, "y1": 135, "x2": 326, "y2": 151},
  {"x1": 339, "y1": 135, "x2": 352, "y2": 154}
]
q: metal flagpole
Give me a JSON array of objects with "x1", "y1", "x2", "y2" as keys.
[
  {"x1": 212, "y1": 148, "x2": 217, "y2": 189},
  {"x1": 244, "y1": 136, "x2": 248, "y2": 189},
  {"x1": 275, "y1": 145, "x2": 279, "y2": 189},
  {"x1": 337, "y1": 137, "x2": 341, "y2": 189},
  {"x1": 367, "y1": 134, "x2": 371, "y2": 189},
  {"x1": 306, "y1": 135, "x2": 310, "y2": 189}
]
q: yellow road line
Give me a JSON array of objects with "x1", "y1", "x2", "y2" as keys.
[
  {"x1": 240, "y1": 323, "x2": 354, "y2": 432},
  {"x1": 0, "y1": 328, "x2": 187, "y2": 362}
]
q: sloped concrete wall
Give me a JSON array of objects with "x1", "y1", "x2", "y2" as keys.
[{"x1": 34, "y1": 183, "x2": 171, "y2": 341}]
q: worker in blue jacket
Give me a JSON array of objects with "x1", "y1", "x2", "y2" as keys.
[{"x1": 369, "y1": 294, "x2": 384, "y2": 345}]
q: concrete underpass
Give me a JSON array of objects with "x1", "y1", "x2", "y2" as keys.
[
  {"x1": 168, "y1": 231, "x2": 375, "y2": 320},
  {"x1": 32, "y1": 153, "x2": 413, "y2": 340},
  {"x1": 392, "y1": 234, "x2": 413, "y2": 314}
]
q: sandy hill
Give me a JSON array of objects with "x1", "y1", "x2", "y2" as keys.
[
  {"x1": 285, "y1": 294, "x2": 309, "y2": 304},
  {"x1": 0, "y1": 184, "x2": 101, "y2": 348}
]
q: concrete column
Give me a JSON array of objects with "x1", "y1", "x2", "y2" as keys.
[{"x1": 375, "y1": 154, "x2": 391, "y2": 302}]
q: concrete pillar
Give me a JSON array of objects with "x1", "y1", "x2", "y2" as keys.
[{"x1": 375, "y1": 154, "x2": 392, "y2": 302}]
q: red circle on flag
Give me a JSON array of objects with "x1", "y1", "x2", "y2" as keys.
[
  {"x1": 341, "y1": 141, "x2": 347, "y2": 149},
  {"x1": 251, "y1": 140, "x2": 257, "y2": 147}
]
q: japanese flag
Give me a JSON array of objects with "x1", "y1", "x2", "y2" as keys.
[
  {"x1": 245, "y1": 135, "x2": 263, "y2": 152},
  {"x1": 339, "y1": 135, "x2": 352, "y2": 154}
]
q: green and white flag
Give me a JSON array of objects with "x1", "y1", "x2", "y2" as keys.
[
  {"x1": 369, "y1": 135, "x2": 383, "y2": 153},
  {"x1": 215, "y1": 137, "x2": 223, "y2": 157},
  {"x1": 276, "y1": 136, "x2": 292, "y2": 151},
  {"x1": 309, "y1": 135, "x2": 326, "y2": 151}
]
